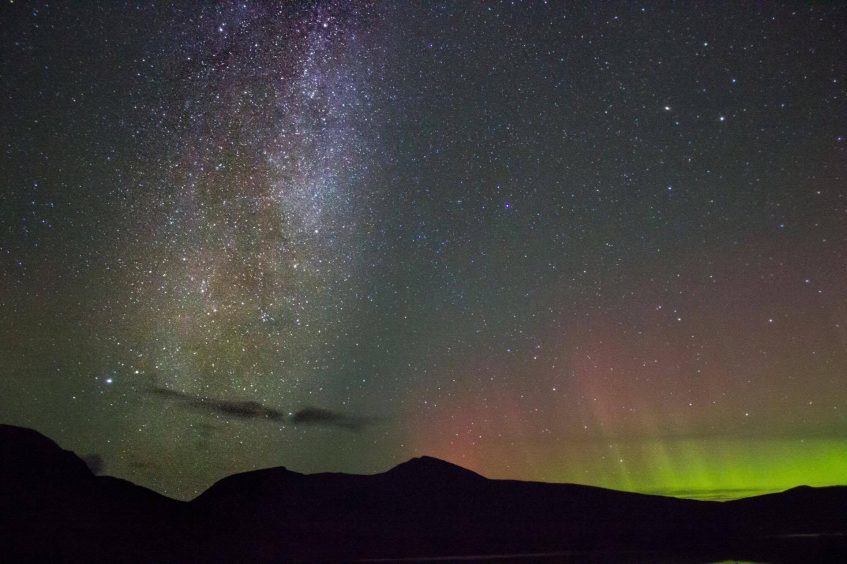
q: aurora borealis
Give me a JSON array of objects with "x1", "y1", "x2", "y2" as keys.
[{"x1": 1, "y1": 1, "x2": 845, "y2": 501}]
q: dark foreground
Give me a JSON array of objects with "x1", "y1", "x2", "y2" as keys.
[{"x1": 1, "y1": 424, "x2": 845, "y2": 562}]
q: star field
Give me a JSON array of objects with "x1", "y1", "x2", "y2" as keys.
[{"x1": 1, "y1": 1, "x2": 845, "y2": 500}]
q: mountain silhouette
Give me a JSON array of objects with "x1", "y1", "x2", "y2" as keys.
[
  {"x1": 0, "y1": 424, "x2": 187, "y2": 561},
  {"x1": 1, "y1": 424, "x2": 845, "y2": 562},
  {"x1": 382, "y1": 454, "x2": 487, "y2": 483}
]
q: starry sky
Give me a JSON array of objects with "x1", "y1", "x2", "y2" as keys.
[{"x1": 1, "y1": 1, "x2": 846, "y2": 501}]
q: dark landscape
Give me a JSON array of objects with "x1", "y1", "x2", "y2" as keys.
[{"x1": 2, "y1": 424, "x2": 845, "y2": 562}]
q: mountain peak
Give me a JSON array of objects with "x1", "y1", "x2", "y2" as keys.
[
  {"x1": 0, "y1": 424, "x2": 92, "y2": 482},
  {"x1": 386, "y1": 455, "x2": 485, "y2": 482}
]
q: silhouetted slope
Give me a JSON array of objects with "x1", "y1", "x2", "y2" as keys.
[
  {"x1": 0, "y1": 424, "x2": 187, "y2": 562},
  {"x1": 0, "y1": 424, "x2": 91, "y2": 483},
  {"x1": 724, "y1": 485, "x2": 847, "y2": 534},
  {"x1": 192, "y1": 457, "x2": 716, "y2": 558},
  {"x1": 191, "y1": 455, "x2": 846, "y2": 561},
  {"x1": 1, "y1": 424, "x2": 846, "y2": 562}
]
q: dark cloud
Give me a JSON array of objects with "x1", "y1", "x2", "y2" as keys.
[
  {"x1": 146, "y1": 387, "x2": 374, "y2": 431},
  {"x1": 147, "y1": 387, "x2": 192, "y2": 401},
  {"x1": 146, "y1": 386, "x2": 285, "y2": 421},
  {"x1": 290, "y1": 406, "x2": 374, "y2": 431},
  {"x1": 192, "y1": 399, "x2": 286, "y2": 421},
  {"x1": 82, "y1": 453, "x2": 105, "y2": 475}
]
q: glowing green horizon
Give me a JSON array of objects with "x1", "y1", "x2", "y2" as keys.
[
  {"x1": 451, "y1": 437, "x2": 847, "y2": 502},
  {"x1": 615, "y1": 437, "x2": 847, "y2": 500}
]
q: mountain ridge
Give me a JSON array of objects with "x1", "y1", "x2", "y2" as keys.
[{"x1": 1, "y1": 424, "x2": 845, "y2": 562}]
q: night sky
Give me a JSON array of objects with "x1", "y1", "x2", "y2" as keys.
[{"x1": 2, "y1": 1, "x2": 846, "y2": 501}]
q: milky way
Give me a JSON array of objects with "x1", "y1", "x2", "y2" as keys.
[
  {"x1": 2, "y1": 1, "x2": 846, "y2": 500},
  {"x1": 125, "y1": 3, "x2": 377, "y2": 396}
]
